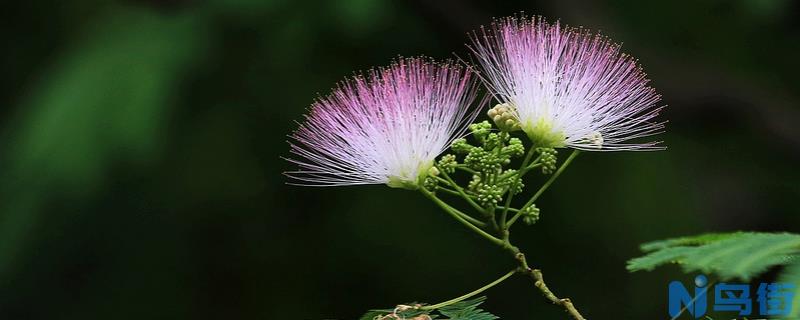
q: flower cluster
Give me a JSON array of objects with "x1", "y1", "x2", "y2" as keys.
[
  {"x1": 537, "y1": 147, "x2": 558, "y2": 174},
  {"x1": 520, "y1": 204, "x2": 541, "y2": 225},
  {"x1": 286, "y1": 15, "x2": 665, "y2": 188},
  {"x1": 427, "y1": 121, "x2": 535, "y2": 209},
  {"x1": 285, "y1": 58, "x2": 479, "y2": 188},
  {"x1": 470, "y1": 16, "x2": 665, "y2": 150}
]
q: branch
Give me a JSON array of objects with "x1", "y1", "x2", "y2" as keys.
[{"x1": 513, "y1": 251, "x2": 587, "y2": 320}]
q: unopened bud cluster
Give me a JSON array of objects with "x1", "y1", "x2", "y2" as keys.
[
  {"x1": 487, "y1": 103, "x2": 522, "y2": 132},
  {"x1": 424, "y1": 118, "x2": 561, "y2": 215},
  {"x1": 521, "y1": 204, "x2": 541, "y2": 225},
  {"x1": 537, "y1": 147, "x2": 558, "y2": 174},
  {"x1": 437, "y1": 154, "x2": 457, "y2": 174},
  {"x1": 475, "y1": 183, "x2": 504, "y2": 207},
  {"x1": 499, "y1": 169, "x2": 524, "y2": 195},
  {"x1": 422, "y1": 167, "x2": 440, "y2": 191}
]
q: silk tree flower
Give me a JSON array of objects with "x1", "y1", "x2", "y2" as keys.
[
  {"x1": 285, "y1": 58, "x2": 480, "y2": 188},
  {"x1": 470, "y1": 16, "x2": 665, "y2": 150}
]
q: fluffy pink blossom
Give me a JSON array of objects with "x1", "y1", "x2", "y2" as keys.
[
  {"x1": 286, "y1": 58, "x2": 480, "y2": 187},
  {"x1": 470, "y1": 16, "x2": 665, "y2": 150}
]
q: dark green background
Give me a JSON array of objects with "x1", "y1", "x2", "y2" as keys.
[{"x1": 1, "y1": 0, "x2": 798, "y2": 319}]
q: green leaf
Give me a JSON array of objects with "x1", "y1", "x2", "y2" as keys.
[
  {"x1": 437, "y1": 297, "x2": 498, "y2": 320},
  {"x1": 359, "y1": 297, "x2": 498, "y2": 320},
  {"x1": 639, "y1": 232, "x2": 745, "y2": 251},
  {"x1": 627, "y1": 246, "x2": 695, "y2": 271},
  {"x1": 628, "y1": 232, "x2": 800, "y2": 281},
  {"x1": 777, "y1": 260, "x2": 800, "y2": 318}
]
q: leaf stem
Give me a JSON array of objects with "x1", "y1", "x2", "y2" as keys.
[{"x1": 420, "y1": 269, "x2": 516, "y2": 310}]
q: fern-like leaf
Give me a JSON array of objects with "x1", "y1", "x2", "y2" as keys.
[
  {"x1": 628, "y1": 232, "x2": 800, "y2": 281},
  {"x1": 778, "y1": 259, "x2": 800, "y2": 318},
  {"x1": 639, "y1": 232, "x2": 745, "y2": 252},
  {"x1": 438, "y1": 297, "x2": 498, "y2": 320},
  {"x1": 359, "y1": 296, "x2": 498, "y2": 320}
]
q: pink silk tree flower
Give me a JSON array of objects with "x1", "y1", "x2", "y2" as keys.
[
  {"x1": 470, "y1": 16, "x2": 665, "y2": 150},
  {"x1": 286, "y1": 58, "x2": 480, "y2": 188}
]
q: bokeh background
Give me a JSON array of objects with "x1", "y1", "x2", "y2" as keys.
[{"x1": 1, "y1": 0, "x2": 798, "y2": 319}]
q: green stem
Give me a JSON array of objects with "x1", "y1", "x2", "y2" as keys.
[
  {"x1": 487, "y1": 205, "x2": 500, "y2": 232},
  {"x1": 433, "y1": 176, "x2": 452, "y2": 186},
  {"x1": 420, "y1": 188, "x2": 502, "y2": 245},
  {"x1": 437, "y1": 185, "x2": 482, "y2": 203},
  {"x1": 497, "y1": 157, "x2": 541, "y2": 180},
  {"x1": 421, "y1": 147, "x2": 586, "y2": 319},
  {"x1": 522, "y1": 163, "x2": 542, "y2": 171},
  {"x1": 430, "y1": 186, "x2": 486, "y2": 227},
  {"x1": 425, "y1": 187, "x2": 485, "y2": 226},
  {"x1": 433, "y1": 178, "x2": 489, "y2": 228},
  {"x1": 421, "y1": 269, "x2": 516, "y2": 310},
  {"x1": 495, "y1": 206, "x2": 519, "y2": 212},
  {"x1": 499, "y1": 148, "x2": 537, "y2": 229},
  {"x1": 436, "y1": 186, "x2": 472, "y2": 199},
  {"x1": 443, "y1": 202, "x2": 486, "y2": 227},
  {"x1": 505, "y1": 210, "x2": 523, "y2": 227},
  {"x1": 439, "y1": 169, "x2": 486, "y2": 215},
  {"x1": 455, "y1": 165, "x2": 477, "y2": 174},
  {"x1": 508, "y1": 150, "x2": 580, "y2": 228}
]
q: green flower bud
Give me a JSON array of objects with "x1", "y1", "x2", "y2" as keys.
[
  {"x1": 469, "y1": 121, "x2": 493, "y2": 142},
  {"x1": 467, "y1": 174, "x2": 481, "y2": 191},
  {"x1": 451, "y1": 138, "x2": 473, "y2": 154},
  {"x1": 500, "y1": 169, "x2": 524, "y2": 195},
  {"x1": 498, "y1": 131, "x2": 511, "y2": 142},
  {"x1": 537, "y1": 147, "x2": 558, "y2": 174},
  {"x1": 485, "y1": 132, "x2": 501, "y2": 150},
  {"x1": 423, "y1": 176, "x2": 439, "y2": 191},
  {"x1": 502, "y1": 137, "x2": 525, "y2": 157},
  {"x1": 465, "y1": 148, "x2": 503, "y2": 172},
  {"x1": 428, "y1": 166, "x2": 440, "y2": 177},
  {"x1": 521, "y1": 204, "x2": 541, "y2": 225},
  {"x1": 437, "y1": 154, "x2": 457, "y2": 174},
  {"x1": 476, "y1": 183, "x2": 503, "y2": 208}
]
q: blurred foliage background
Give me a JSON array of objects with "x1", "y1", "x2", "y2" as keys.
[{"x1": 0, "y1": 0, "x2": 798, "y2": 319}]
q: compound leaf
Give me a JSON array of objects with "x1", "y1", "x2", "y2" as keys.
[{"x1": 628, "y1": 232, "x2": 800, "y2": 281}]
